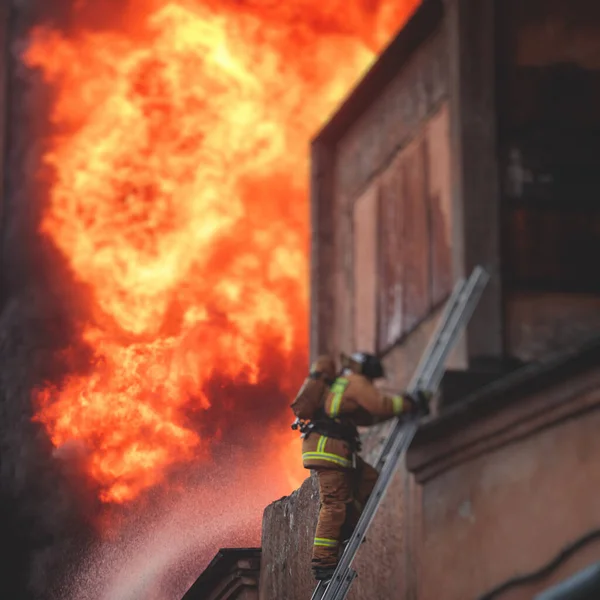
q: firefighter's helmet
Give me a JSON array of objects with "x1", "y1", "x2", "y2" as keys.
[{"x1": 341, "y1": 351, "x2": 385, "y2": 380}]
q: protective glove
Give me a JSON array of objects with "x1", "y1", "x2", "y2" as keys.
[{"x1": 407, "y1": 389, "x2": 432, "y2": 417}]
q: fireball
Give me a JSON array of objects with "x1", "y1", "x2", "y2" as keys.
[{"x1": 23, "y1": 0, "x2": 419, "y2": 504}]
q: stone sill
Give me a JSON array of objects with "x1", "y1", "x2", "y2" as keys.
[{"x1": 406, "y1": 338, "x2": 600, "y2": 483}]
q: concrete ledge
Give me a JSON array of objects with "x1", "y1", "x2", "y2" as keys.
[
  {"x1": 407, "y1": 338, "x2": 600, "y2": 483},
  {"x1": 259, "y1": 476, "x2": 319, "y2": 600},
  {"x1": 182, "y1": 548, "x2": 261, "y2": 600}
]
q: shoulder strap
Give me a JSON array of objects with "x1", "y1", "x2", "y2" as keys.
[{"x1": 328, "y1": 377, "x2": 350, "y2": 418}]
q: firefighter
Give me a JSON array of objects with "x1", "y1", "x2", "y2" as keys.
[{"x1": 290, "y1": 352, "x2": 431, "y2": 581}]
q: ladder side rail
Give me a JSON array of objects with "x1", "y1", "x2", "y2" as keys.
[
  {"x1": 374, "y1": 278, "x2": 469, "y2": 470},
  {"x1": 314, "y1": 266, "x2": 489, "y2": 600},
  {"x1": 426, "y1": 268, "x2": 490, "y2": 391},
  {"x1": 406, "y1": 277, "x2": 466, "y2": 389},
  {"x1": 311, "y1": 581, "x2": 326, "y2": 600},
  {"x1": 375, "y1": 272, "x2": 479, "y2": 471},
  {"x1": 332, "y1": 569, "x2": 357, "y2": 600},
  {"x1": 323, "y1": 301, "x2": 472, "y2": 599},
  {"x1": 334, "y1": 267, "x2": 485, "y2": 578},
  {"x1": 374, "y1": 418, "x2": 402, "y2": 472},
  {"x1": 413, "y1": 267, "x2": 488, "y2": 389},
  {"x1": 324, "y1": 268, "x2": 489, "y2": 600},
  {"x1": 322, "y1": 421, "x2": 419, "y2": 599}
]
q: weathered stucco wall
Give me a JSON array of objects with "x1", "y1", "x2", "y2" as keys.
[
  {"x1": 333, "y1": 28, "x2": 448, "y2": 205},
  {"x1": 351, "y1": 105, "x2": 453, "y2": 355},
  {"x1": 259, "y1": 466, "x2": 409, "y2": 600},
  {"x1": 333, "y1": 103, "x2": 454, "y2": 358},
  {"x1": 360, "y1": 303, "x2": 465, "y2": 461},
  {"x1": 259, "y1": 475, "x2": 319, "y2": 600},
  {"x1": 331, "y1": 29, "x2": 450, "y2": 360},
  {"x1": 413, "y1": 362, "x2": 600, "y2": 600},
  {"x1": 288, "y1": 9, "x2": 463, "y2": 597},
  {"x1": 262, "y1": 350, "x2": 600, "y2": 600},
  {"x1": 260, "y1": 302, "x2": 467, "y2": 600},
  {"x1": 298, "y1": 0, "x2": 600, "y2": 599}
]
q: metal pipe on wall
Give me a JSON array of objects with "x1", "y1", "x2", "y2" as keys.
[{"x1": 534, "y1": 563, "x2": 600, "y2": 600}]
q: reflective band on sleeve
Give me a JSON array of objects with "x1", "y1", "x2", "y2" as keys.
[
  {"x1": 302, "y1": 452, "x2": 352, "y2": 468},
  {"x1": 328, "y1": 378, "x2": 350, "y2": 418},
  {"x1": 392, "y1": 395, "x2": 404, "y2": 415},
  {"x1": 314, "y1": 537, "x2": 339, "y2": 548}
]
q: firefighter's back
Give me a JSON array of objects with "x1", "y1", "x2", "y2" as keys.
[{"x1": 323, "y1": 373, "x2": 383, "y2": 427}]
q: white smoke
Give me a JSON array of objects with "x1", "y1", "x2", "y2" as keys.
[{"x1": 63, "y1": 453, "x2": 284, "y2": 600}]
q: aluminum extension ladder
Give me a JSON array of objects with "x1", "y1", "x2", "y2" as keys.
[{"x1": 310, "y1": 265, "x2": 490, "y2": 600}]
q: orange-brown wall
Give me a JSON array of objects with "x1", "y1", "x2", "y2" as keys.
[
  {"x1": 413, "y1": 364, "x2": 600, "y2": 600},
  {"x1": 261, "y1": 358, "x2": 600, "y2": 600}
]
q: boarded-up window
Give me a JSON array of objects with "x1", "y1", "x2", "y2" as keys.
[
  {"x1": 402, "y1": 137, "x2": 431, "y2": 332},
  {"x1": 376, "y1": 105, "x2": 453, "y2": 351},
  {"x1": 353, "y1": 184, "x2": 378, "y2": 352},
  {"x1": 378, "y1": 154, "x2": 404, "y2": 349}
]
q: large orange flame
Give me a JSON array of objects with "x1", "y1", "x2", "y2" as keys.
[{"x1": 23, "y1": 0, "x2": 419, "y2": 505}]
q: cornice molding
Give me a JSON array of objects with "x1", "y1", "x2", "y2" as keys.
[{"x1": 407, "y1": 341, "x2": 600, "y2": 483}]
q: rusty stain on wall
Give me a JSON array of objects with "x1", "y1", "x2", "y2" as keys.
[
  {"x1": 426, "y1": 105, "x2": 452, "y2": 305},
  {"x1": 378, "y1": 150, "x2": 405, "y2": 348},
  {"x1": 376, "y1": 104, "x2": 452, "y2": 351},
  {"x1": 352, "y1": 184, "x2": 379, "y2": 351}
]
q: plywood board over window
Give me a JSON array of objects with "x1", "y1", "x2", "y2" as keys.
[
  {"x1": 353, "y1": 183, "x2": 379, "y2": 352},
  {"x1": 401, "y1": 134, "x2": 431, "y2": 332},
  {"x1": 376, "y1": 104, "x2": 453, "y2": 352},
  {"x1": 378, "y1": 153, "x2": 404, "y2": 350},
  {"x1": 426, "y1": 104, "x2": 453, "y2": 304}
]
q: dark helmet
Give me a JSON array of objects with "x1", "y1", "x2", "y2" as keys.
[{"x1": 341, "y1": 351, "x2": 385, "y2": 380}]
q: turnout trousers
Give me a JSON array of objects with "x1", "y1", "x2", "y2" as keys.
[{"x1": 312, "y1": 456, "x2": 378, "y2": 568}]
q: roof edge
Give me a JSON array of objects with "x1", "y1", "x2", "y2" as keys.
[
  {"x1": 312, "y1": 0, "x2": 444, "y2": 147},
  {"x1": 181, "y1": 548, "x2": 261, "y2": 599}
]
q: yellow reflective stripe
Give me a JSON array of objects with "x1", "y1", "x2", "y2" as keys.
[
  {"x1": 329, "y1": 378, "x2": 349, "y2": 417},
  {"x1": 314, "y1": 537, "x2": 339, "y2": 547},
  {"x1": 392, "y1": 395, "x2": 404, "y2": 415},
  {"x1": 317, "y1": 435, "x2": 327, "y2": 453},
  {"x1": 304, "y1": 434, "x2": 353, "y2": 468},
  {"x1": 302, "y1": 452, "x2": 352, "y2": 468}
]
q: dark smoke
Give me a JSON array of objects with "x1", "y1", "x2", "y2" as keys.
[
  {"x1": 0, "y1": 3, "x2": 308, "y2": 599},
  {"x1": 0, "y1": 2, "x2": 103, "y2": 598}
]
